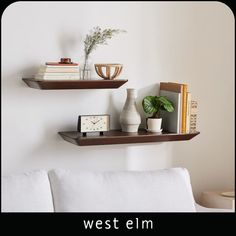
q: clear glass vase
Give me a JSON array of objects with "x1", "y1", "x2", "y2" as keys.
[{"x1": 80, "y1": 56, "x2": 92, "y2": 80}]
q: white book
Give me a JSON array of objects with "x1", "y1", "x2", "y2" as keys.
[
  {"x1": 39, "y1": 69, "x2": 80, "y2": 73},
  {"x1": 44, "y1": 65, "x2": 79, "y2": 68},
  {"x1": 35, "y1": 74, "x2": 80, "y2": 81},
  {"x1": 186, "y1": 92, "x2": 192, "y2": 133},
  {"x1": 39, "y1": 65, "x2": 80, "y2": 69},
  {"x1": 39, "y1": 65, "x2": 80, "y2": 73},
  {"x1": 160, "y1": 90, "x2": 182, "y2": 133},
  {"x1": 37, "y1": 72, "x2": 80, "y2": 76}
]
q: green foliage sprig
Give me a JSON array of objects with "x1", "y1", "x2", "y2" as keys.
[{"x1": 84, "y1": 26, "x2": 126, "y2": 56}]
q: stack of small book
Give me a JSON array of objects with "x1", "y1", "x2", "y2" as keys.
[
  {"x1": 35, "y1": 60, "x2": 80, "y2": 81},
  {"x1": 159, "y1": 82, "x2": 198, "y2": 133}
]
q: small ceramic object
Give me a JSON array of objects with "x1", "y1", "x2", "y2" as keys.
[{"x1": 59, "y1": 58, "x2": 72, "y2": 64}]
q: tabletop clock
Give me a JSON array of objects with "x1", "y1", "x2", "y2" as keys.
[{"x1": 77, "y1": 114, "x2": 110, "y2": 136}]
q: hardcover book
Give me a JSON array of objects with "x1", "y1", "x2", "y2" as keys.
[
  {"x1": 186, "y1": 92, "x2": 192, "y2": 133},
  {"x1": 167, "y1": 82, "x2": 188, "y2": 133},
  {"x1": 160, "y1": 82, "x2": 183, "y2": 133},
  {"x1": 38, "y1": 65, "x2": 80, "y2": 73},
  {"x1": 190, "y1": 100, "x2": 197, "y2": 133},
  {"x1": 46, "y1": 62, "x2": 79, "y2": 66},
  {"x1": 35, "y1": 74, "x2": 80, "y2": 81}
]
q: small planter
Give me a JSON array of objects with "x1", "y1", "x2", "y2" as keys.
[
  {"x1": 142, "y1": 95, "x2": 174, "y2": 133},
  {"x1": 146, "y1": 118, "x2": 162, "y2": 132}
]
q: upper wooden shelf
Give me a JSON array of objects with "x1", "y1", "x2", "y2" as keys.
[
  {"x1": 58, "y1": 129, "x2": 200, "y2": 146},
  {"x1": 22, "y1": 78, "x2": 128, "y2": 90}
]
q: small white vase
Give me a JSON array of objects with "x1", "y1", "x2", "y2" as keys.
[
  {"x1": 147, "y1": 118, "x2": 162, "y2": 132},
  {"x1": 120, "y1": 88, "x2": 141, "y2": 132}
]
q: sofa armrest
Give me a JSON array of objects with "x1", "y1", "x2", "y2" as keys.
[{"x1": 195, "y1": 203, "x2": 234, "y2": 213}]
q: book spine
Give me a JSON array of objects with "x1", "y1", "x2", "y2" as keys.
[
  {"x1": 45, "y1": 62, "x2": 79, "y2": 66},
  {"x1": 39, "y1": 68, "x2": 80, "y2": 72},
  {"x1": 190, "y1": 100, "x2": 197, "y2": 133},
  {"x1": 186, "y1": 92, "x2": 191, "y2": 133},
  {"x1": 159, "y1": 90, "x2": 181, "y2": 133},
  {"x1": 181, "y1": 84, "x2": 188, "y2": 133},
  {"x1": 39, "y1": 65, "x2": 80, "y2": 72},
  {"x1": 179, "y1": 96, "x2": 182, "y2": 133},
  {"x1": 37, "y1": 73, "x2": 80, "y2": 76},
  {"x1": 176, "y1": 93, "x2": 181, "y2": 134},
  {"x1": 35, "y1": 75, "x2": 81, "y2": 80}
]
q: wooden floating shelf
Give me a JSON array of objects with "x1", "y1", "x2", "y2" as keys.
[
  {"x1": 22, "y1": 78, "x2": 128, "y2": 90},
  {"x1": 58, "y1": 129, "x2": 200, "y2": 146}
]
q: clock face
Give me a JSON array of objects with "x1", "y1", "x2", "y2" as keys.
[{"x1": 79, "y1": 115, "x2": 110, "y2": 133}]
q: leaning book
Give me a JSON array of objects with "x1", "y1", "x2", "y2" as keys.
[
  {"x1": 159, "y1": 82, "x2": 182, "y2": 133},
  {"x1": 167, "y1": 82, "x2": 188, "y2": 133}
]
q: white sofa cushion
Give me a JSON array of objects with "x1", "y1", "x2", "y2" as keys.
[
  {"x1": 2, "y1": 170, "x2": 54, "y2": 212},
  {"x1": 48, "y1": 168, "x2": 196, "y2": 212}
]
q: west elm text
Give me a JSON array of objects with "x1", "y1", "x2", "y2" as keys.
[{"x1": 83, "y1": 218, "x2": 154, "y2": 230}]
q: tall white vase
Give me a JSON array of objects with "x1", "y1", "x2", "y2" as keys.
[{"x1": 120, "y1": 88, "x2": 141, "y2": 132}]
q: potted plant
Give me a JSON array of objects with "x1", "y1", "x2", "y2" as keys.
[{"x1": 142, "y1": 96, "x2": 174, "y2": 132}]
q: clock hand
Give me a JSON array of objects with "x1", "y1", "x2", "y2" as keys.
[{"x1": 94, "y1": 119, "x2": 103, "y2": 124}]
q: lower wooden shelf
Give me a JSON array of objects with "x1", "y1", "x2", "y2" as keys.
[{"x1": 58, "y1": 129, "x2": 200, "y2": 146}]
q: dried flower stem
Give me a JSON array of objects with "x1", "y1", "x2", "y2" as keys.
[{"x1": 82, "y1": 26, "x2": 126, "y2": 79}]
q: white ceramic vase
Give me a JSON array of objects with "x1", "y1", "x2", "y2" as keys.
[
  {"x1": 120, "y1": 88, "x2": 141, "y2": 132},
  {"x1": 147, "y1": 118, "x2": 162, "y2": 132}
]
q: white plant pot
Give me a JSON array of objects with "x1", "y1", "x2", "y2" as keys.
[{"x1": 147, "y1": 118, "x2": 162, "y2": 132}]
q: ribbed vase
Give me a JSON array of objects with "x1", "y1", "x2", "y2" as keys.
[{"x1": 120, "y1": 88, "x2": 141, "y2": 132}]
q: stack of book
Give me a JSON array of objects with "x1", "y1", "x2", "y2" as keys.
[
  {"x1": 35, "y1": 60, "x2": 80, "y2": 81},
  {"x1": 159, "y1": 82, "x2": 198, "y2": 133}
]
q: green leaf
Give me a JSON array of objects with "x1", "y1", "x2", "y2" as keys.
[
  {"x1": 163, "y1": 103, "x2": 174, "y2": 112},
  {"x1": 142, "y1": 95, "x2": 174, "y2": 115},
  {"x1": 142, "y1": 96, "x2": 158, "y2": 115},
  {"x1": 158, "y1": 96, "x2": 174, "y2": 112},
  {"x1": 158, "y1": 96, "x2": 171, "y2": 104}
]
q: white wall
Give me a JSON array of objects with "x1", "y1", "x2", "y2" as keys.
[{"x1": 2, "y1": 1, "x2": 234, "y2": 201}]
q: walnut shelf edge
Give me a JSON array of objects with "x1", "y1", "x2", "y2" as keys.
[
  {"x1": 58, "y1": 129, "x2": 200, "y2": 146},
  {"x1": 22, "y1": 78, "x2": 128, "y2": 90}
]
